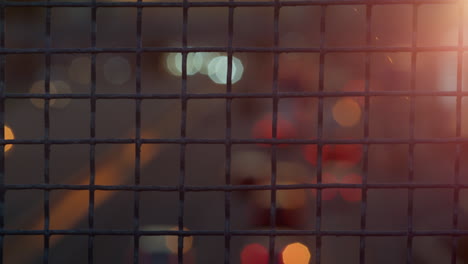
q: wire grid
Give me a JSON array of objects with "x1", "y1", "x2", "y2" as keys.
[{"x1": 0, "y1": 0, "x2": 466, "y2": 264}]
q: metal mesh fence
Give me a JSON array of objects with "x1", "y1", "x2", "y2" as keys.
[{"x1": 1, "y1": 0, "x2": 467, "y2": 263}]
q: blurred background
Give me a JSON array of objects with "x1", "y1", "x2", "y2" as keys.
[{"x1": 5, "y1": 1, "x2": 468, "y2": 263}]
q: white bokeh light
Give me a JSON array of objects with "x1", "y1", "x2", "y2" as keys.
[
  {"x1": 199, "y1": 52, "x2": 220, "y2": 75},
  {"x1": 165, "y1": 52, "x2": 203, "y2": 76},
  {"x1": 207, "y1": 56, "x2": 244, "y2": 84},
  {"x1": 103, "y1": 56, "x2": 131, "y2": 85}
]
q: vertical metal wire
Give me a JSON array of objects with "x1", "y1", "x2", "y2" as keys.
[
  {"x1": 0, "y1": 1, "x2": 5, "y2": 262},
  {"x1": 87, "y1": 0, "x2": 97, "y2": 263},
  {"x1": 315, "y1": 5, "x2": 327, "y2": 264},
  {"x1": 360, "y1": 3, "x2": 372, "y2": 264},
  {"x1": 178, "y1": 0, "x2": 189, "y2": 263},
  {"x1": 451, "y1": 1, "x2": 464, "y2": 263},
  {"x1": 224, "y1": 0, "x2": 234, "y2": 263},
  {"x1": 133, "y1": 1, "x2": 143, "y2": 263},
  {"x1": 268, "y1": 1, "x2": 280, "y2": 263},
  {"x1": 407, "y1": 3, "x2": 419, "y2": 264},
  {"x1": 43, "y1": 2, "x2": 52, "y2": 263}
]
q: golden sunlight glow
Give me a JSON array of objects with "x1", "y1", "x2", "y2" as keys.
[
  {"x1": 103, "y1": 56, "x2": 131, "y2": 85},
  {"x1": 29, "y1": 80, "x2": 72, "y2": 109},
  {"x1": 207, "y1": 55, "x2": 244, "y2": 84},
  {"x1": 4, "y1": 126, "x2": 14, "y2": 152},
  {"x1": 166, "y1": 52, "x2": 204, "y2": 76},
  {"x1": 281, "y1": 242, "x2": 311, "y2": 264},
  {"x1": 68, "y1": 56, "x2": 91, "y2": 85},
  {"x1": 332, "y1": 98, "x2": 362, "y2": 127}
]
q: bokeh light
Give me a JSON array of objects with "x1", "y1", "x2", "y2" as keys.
[
  {"x1": 29, "y1": 80, "x2": 72, "y2": 109},
  {"x1": 165, "y1": 52, "x2": 204, "y2": 76},
  {"x1": 326, "y1": 143, "x2": 363, "y2": 167},
  {"x1": 241, "y1": 243, "x2": 269, "y2": 264},
  {"x1": 199, "y1": 52, "x2": 220, "y2": 75},
  {"x1": 339, "y1": 173, "x2": 363, "y2": 202},
  {"x1": 281, "y1": 242, "x2": 311, "y2": 264},
  {"x1": 252, "y1": 115, "x2": 296, "y2": 146},
  {"x1": 103, "y1": 56, "x2": 131, "y2": 85},
  {"x1": 207, "y1": 55, "x2": 244, "y2": 84},
  {"x1": 139, "y1": 225, "x2": 193, "y2": 255},
  {"x1": 4, "y1": 126, "x2": 14, "y2": 152},
  {"x1": 231, "y1": 151, "x2": 270, "y2": 185},
  {"x1": 68, "y1": 56, "x2": 91, "y2": 85},
  {"x1": 253, "y1": 180, "x2": 307, "y2": 210},
  {"x1": 311, "y1": 172, "x2": 339, "y2": 201},
  {"x1": 165, "y1": 226, "x2": 193, "y2": 254},
  {"x1": 332, "y1": 98, "x2": 362, "y2": 127}
]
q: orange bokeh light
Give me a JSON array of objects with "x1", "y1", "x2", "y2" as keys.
[
  {"x1": 4, "y1": 126, "x2": 14, "y2": 152},
  {"x1": 241, "y1": 243, "x2": 269, "y2": 264},
  {"x1": 332, "y1": 98, "x2": 362, "y2": 127},
  {"x1": 281, "y1": 242, "x2": 311, "y2": 264}
]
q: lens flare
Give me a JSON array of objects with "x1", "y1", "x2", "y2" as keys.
[
  {"x1": 281, "y1": 242, "x2": 311, "y2": 264},
  {"x1": 207, "y1": 55, "x2": 244, "y2": 84},
  {"x1": 241, "y1": 243, "x2": 269, "y2": 264},
  {"x1": 332, "y1": 98, "x2": 362, "y2": 127}
]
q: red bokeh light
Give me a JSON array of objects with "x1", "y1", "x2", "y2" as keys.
[
  {"x1": 339, "y1": 173, "x2": 363, "y2": 202},
  {"x1": 303, "y1": 144, "x2": 334, "y2": 165},
  {"x1": 326, "y1": 144, "x2": 363, "y2": 166},
  {"x1": 241, "y1": 243, "x2": 269, "y2": 264},
  {"x1": 310, "y1": 172, "x2": 339, "y2": 201},
  {"x1": 252, "y1": 115, "x2": 297, "y2": 146}
]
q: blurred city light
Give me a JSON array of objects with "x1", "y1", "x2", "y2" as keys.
[
  {"x1": 311, "y1": 173, "x2": 339, "y2": 201},
  {"x1": 207, "y1": 55, "x2": 244, "y2": 84},
  {"x1": 166, "y1": 52, "x2": 204, "y2": 76},
  {"x1": 4, "y1": 125, "x2": 14, "y2": 152},
  {"x1": 199, "y1": 52, "x2": 220, "y2": 75},
  {"x1": 281, "y1": 242, "x2": 311, "y2": 264},
  {"x1": 165, "y1": 226, "x2": 193, "y2": 254},
  {"x1": 332, "y1": 98, "x2": 362, "y2": 127},
  {"x1": 29, "y1": 80, "x2": 72, "y2": 109},
  {"x1": 103, "y1": 56, "x2": 131, "y2": 85},
  {"x1": 240, "y1": 243, "x2": 269, "y2": 264},
  {"x1": 252, "y1": 115, "x2": 296, "y2": 146},
  {"x1": 339, "y1": 173, "x2": 363, "y2": 203}
]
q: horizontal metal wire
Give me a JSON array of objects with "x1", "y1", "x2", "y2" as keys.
[
  {"x1": 5, "y1": 90, "x2": 468, "y2": 100},
  {"x1": 3, "y1": 183, "x2": 468, "y2": 191},
  {"x1": 1, "y1": 229, "x2": 467, "y2": 237},
  {"x1": 1, "y1": 138, "x2": 468, "y2": 145},
  {"x1": 0, "y1": 46, "x2": 467, "y2": 54},
  {"x1": 2, "y1": 0, "x2": 459, "y2": 8}
]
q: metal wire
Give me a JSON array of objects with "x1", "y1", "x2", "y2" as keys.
[{"x1": 1, "y1": 0, "x2": 466, "y2": 264}]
